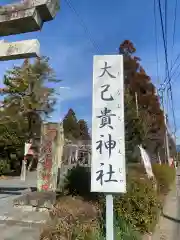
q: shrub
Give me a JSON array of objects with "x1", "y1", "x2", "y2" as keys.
[
  {"x1": 0, "y1": 159, "x2": 10, "y2": 175},
  {"x1": 99, "y1": 214, "x2": 141, "y2": 240},
  {"x1": 40, "y1": 195, "x2": 142, "y2": 240},
  {"x1": 113, "y1": 218, "x2": 142, "y2": 240},
  {"x1": 63, "y1": 164, "x2": 161, "y2": 235},
  {"x1": 64, "y1": 165, "x2": 102, "y2": 201},
  {"x1": 40, "y1": 196, "x2": 102, "y2": 240},
  {"x1": 152, "y1": 163, "x2": 176, "y2": 194},
  {"x1": 127, "y1": 163, "x2": 146, "y2": 177},
  {"x1": 113, "y1": 175, "x2": 161, "y2": 234}
]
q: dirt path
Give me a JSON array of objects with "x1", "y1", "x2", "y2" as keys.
[
  {"x1": 146, "y1": 168, "x2": 180, "y2": 240},
  {"x1": 0, "y1": 172, "x2": 48, "y2": 239}
]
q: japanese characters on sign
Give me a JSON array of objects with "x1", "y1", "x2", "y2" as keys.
[{"x1": 91, "y1": 55, "x2": 126, "y2": 193}]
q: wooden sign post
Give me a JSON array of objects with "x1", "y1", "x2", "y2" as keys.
[{"x1": 91, "y1": 55, "x2": 126, "y2": 239}]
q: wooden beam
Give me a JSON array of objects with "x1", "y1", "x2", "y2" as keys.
[{"x1": 0, "y1": 39, "x2": 40, "y2": 61}]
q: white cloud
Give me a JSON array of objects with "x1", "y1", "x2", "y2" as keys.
[{"x1": 58, "y1": 81, "x2": 91, "y2": 102}]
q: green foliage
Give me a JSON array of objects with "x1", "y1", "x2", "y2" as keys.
[
  {"x1": 77, "y1": 119, "x2": 91, "y2": 141},
  {"x1": 0, "y1": 120, "x2": 27, "y2": 146},
  {"x1": 63, "y1": 109, "x2": 80, "y2": 140},
  {"x1": 0, "y1": 57, "x2": 60, "y2": 139},
  {"x1": 0, "y1": 56, "x2": 61, "y2": 172},
  {"x1": 63, "y1": 109, "x2": 91, "y2": 141},
  {"x1": 64, "y1": 165, "x2": 100, "y2": 201},
  {"x1": 119, "y1": 40, "x2": 167, "y2": 160},
  {"x1": 64, "y1": 164, "x2": 161, "y2": 235},
  {"x1": 65, "y1": 165, "x2": 90, "y2": 196},
  {"x1": 152, "y1": 163, "x2": 176, "y2": 194},
  {"x1": 71, "y1": 221, "x2": 141, "y2": 240},
  {"x1": 113, "y1": 176, "x2": 161, "y2": 234},
  {"x1": 0, "y1": 159, "x2": 10, "y2": 175},
  {"x1": 113, "y1": 218, "x2": 142, "y2": 240},
  {"x1": 125, "y1": 90, "x2": 144, "y2": 157},
  {"x1": 127, "y1": 163, "x2": 146, "y2": 177},
  {"x1": 70, "y1": 223, "x2": 103, "y2": 240}
]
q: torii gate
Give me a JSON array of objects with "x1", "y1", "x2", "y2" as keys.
[
  {"x1": 0, "y1": 0, "x2": 60, "y2": 190},
  {"x1": 0, "y1": 0, "x2": 59, "y2": 59}
]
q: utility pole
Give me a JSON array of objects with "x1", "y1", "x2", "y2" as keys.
[
  {"x1": 135, "y1": 92, "x2": 143, "y2": 164},
  {"x1": 159, "y1": 89, "x2": 170, "y2": 164},
  {"x1": 135, "y1": 92, "x2": 139, "y2": 117}
]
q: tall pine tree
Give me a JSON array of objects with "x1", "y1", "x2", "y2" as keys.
[
  {"x1": 119, "y1": 40, "x2": 166, "y2": 160},
  {"x1": 63, "y1": 108, "x2": 80, "y2": 140},
  {"x1": 77, "y1": 119, "x2": 91, "y2": 141},
  {"x1": 0, "y1": 56, "x2": 61, "y2": 140}
]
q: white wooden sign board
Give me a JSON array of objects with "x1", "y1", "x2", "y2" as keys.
[
  {"x1": 91, "y1": 55, "x2": 126, "y2": 193},
  {"x1": 0, "y1": 39, "x2": 40, "y2": 61}
]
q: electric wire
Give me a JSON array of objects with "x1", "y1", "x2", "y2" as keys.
[
  {"x1": 157, "y1": 0, "x2": 177, "y2": 158},
  {"x1": 157, "y1": 0, "x2": 171, "y2": 90},
  {"x1": 63, "y1": 0, "x2": 100, "y2": 53},
  {"x1": 153, "y1": 0, "x2": 160, "y2": 87},
  {"x1": 171, "y1": 0, "x2": 178, "y2": 65}
]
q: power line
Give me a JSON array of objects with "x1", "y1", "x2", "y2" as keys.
[
  {"x1": 169, "y1": 68, "x2": 180, "y2": 86},
  {"x1": 164, "y1": 0, "x2": 178, "y2": 141},
  {"x1": 157, "y1": 0, "x2": 177, "y2": 157},
  {"x1": 157, "y1": 0, "x2": 171, "y2": 88},
  {"x1": 167, "y1": 0, "x2": 178, "y2": 138},
  {"x1": 153, "y1": 0, "x2": 160, "y2": 86},
  {"x1": 164, "y1": 0, "x2": 168, "y2": 89},
  {"x1": 171, "y1": 0, "x2": 178, "y2": 64},
  {"x1": 63, "y1": 0, "x2": 100, "y2": 53},
  {"x1": 158, "y1": 0, "x2": 179, "y2": 90},
  {"x1": 164, "y1": 0, "x2": 168, "y2": 51},
  {"x1": 159, "y1": 59, "x2": 180, "y2": 91}
]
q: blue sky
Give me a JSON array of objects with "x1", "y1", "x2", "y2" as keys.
[{"x1": 1, "y1": 0, "x2": 180, "y2": 143}]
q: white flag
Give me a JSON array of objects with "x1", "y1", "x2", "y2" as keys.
[{"x1": 139, "y1": 145, "x2": 154, "y2": 178}]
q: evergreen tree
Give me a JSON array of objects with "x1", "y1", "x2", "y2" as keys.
[
  {"x1": 0, "y1": 56, "x2": 61, "y2": 140},
  {"x1": 119, "y1": 40, "x2": 166, "y2": 160},
  {"x1": 124, "y1": 89, "x2": 144, "y2": 160},
  {"x1": 63, "y1": 108, "x2": 80, "y2": 140},
  {"x1": 77, "y1": 119, "x2": 91, "y2": 141},
  {"x1": 0, "y1": 56, "x2": 61, "y2": 170}
]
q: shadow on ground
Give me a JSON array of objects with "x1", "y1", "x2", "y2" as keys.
[
  {"x1": 162, "y1": 213, "x2": 180, "y2": 223},
  {"x1": 0, "y1": 187, "x2": 37, "y2": 196}
]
